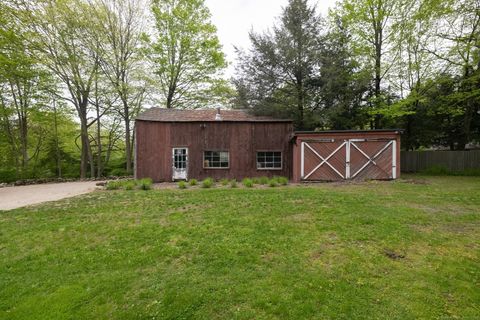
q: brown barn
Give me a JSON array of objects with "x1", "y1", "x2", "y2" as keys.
[
  {"x1": 135, "y1": 108, "x2": 293, "y2": 182},
  {"x1": 134, "y1": 108, "x2": 401, "y2": 182}
]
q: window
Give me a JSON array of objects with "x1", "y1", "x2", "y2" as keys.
[
  {"x1": 257, "y1": 151, "x2": 282, "y2": 169},
  {"x1": 204, "y1": 151, "x2": 229, "y2": 168}
]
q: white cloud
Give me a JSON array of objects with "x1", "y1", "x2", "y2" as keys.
[{"x1": 204, "y1": 0, "x2": 337, "y2": 77}]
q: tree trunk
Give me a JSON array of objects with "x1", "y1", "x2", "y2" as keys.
[
  {"x1": 96, "y1": 102, "x2": 103, "y2": 178},
  {"x1": 374, "y1": 21, "x2": 383, "y2": 129},
  {"x1": 123, "y1": 99, "x2": 132, "y2": 174},
  {"x1": 53, "y1": 101, "x2": 62, "y2": 178}
]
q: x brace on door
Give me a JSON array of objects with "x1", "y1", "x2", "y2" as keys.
[
  {"x1": 349, "y1": 140, "x2": 396, "y2": 179},
  {"x1": 301, "y1": 139, "x2": 397, "y2": 180},
  {"x1": 301, "y1": 141, "x2": 347, "y2": 180}
]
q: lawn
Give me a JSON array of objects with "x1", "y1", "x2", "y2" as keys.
[{"x1": 1, "y1": 176, "x2": 479, "y2": 319}]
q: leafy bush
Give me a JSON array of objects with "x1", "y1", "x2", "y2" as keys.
[
  {"x1": 268, "y1": 179, "x2": 278, "y2": 187},
  {"x1": 178, "y1": 181, "x2": 187, "y2": 189},
  {"x1": 242, "y1": 178, "x2": 254, "y2": 188},
  {"x1": 189, "y1": 179, "x2": 198, "y2": 186},
  {"x1": 259, "y1": 176, "x2": 269, "y2": 185},
  {"x1": 420, "y1": 165, "x2": 450, "y2": 176},
  {"x1": 419, "y1": 165, "x2": 480, "y2": 176},
  {"x1": 137, "y1": 178, "x2": 153, "y2": 190},
  {"x1": 109, "y1": 168, "x2": 129, "y2": 177},
  {"x1": 220, "y1": 178, "x2": 229, "y2": 186},
  {"x1": 124, "y1": 180, "x2": 136, "y2": 190},
  {"x1": 230, "y1": 179, "x2": 237, "y2": 188},
  {"x1": 106, "y1": 180, "x2": 121, "y2": 190},
  {"x1": 276, "y1": 176, "x2": 289, "y2": 185},
  {"x1": 202, "y1": 178, "x2": 214, "y2": 188},
  {"x1": 0, "y1": 168, "x2": 18, "y2": 183},
  {"x1": 252, "y1": 177, "x2": 260, "y2": 184}
]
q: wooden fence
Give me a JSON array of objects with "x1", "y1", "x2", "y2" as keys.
[{"x1": 401, "y1": 150, "x2": 480, "y2": 172}]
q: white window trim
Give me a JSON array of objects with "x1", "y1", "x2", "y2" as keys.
[
  {"x1": 256, "y1": 151, "x2": 283, "y2": 170},
  {"x1": 203, "y1": 150, "x2": 230, "y2": 169}
]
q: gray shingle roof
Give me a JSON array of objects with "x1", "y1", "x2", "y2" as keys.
[{"x1": 136, "y1": 108, "x2": 292, "y2": 123}]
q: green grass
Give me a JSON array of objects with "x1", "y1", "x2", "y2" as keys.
[{"x1": 1, "y1": 176, "x2": 479, "y2": 319}]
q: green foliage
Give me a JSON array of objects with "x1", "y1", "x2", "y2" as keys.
[
  {"x1": 233, "y1": 0, "x2": 323, "y2": 129},
  {"x1": 220, "y1": 178, "x2": 229, "y2": 186},
  {"x1": 137, "y1": 178, "x2": 153, "y2": 190},
  {"x1": 259, "y1": 176, "x2": 269, "y2": 185},
  {"x1": 419, "y1": 165, "x2": 480, "y2": 177},
  {"x1": 230, "y1": 179, "x2": 237, "y2": 188},
  {"x1": 268, "y1": 179, "x2": 278, "y2": 187},
  {"x1": 149, "y1": 0, "x2": 227, "y2": 108},
  {"x1": 276, "y1": 176, "x2": 289, "y2": 186},
  {"x1": 189, "y1": 179, "x2": 198, "y2": 186},
  {"x1": 178, "y1": 181, "x2": 187, "y2": 189},
  {"x1": 201, "y1": 178, "x2": 214, "y2": 188},
  {"x1": 242, "y1": 178, "x2": 254, "y2": 188},
  {"x1": 124, "y1": 180, "x2": 136, "y2": 191},
  {"x1": 106, "y1": 180, "x2": 121, "y2": 190}
]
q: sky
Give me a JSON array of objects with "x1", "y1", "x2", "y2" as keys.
[{"x1": 204, "y1": 0, "x2": 338, "y2": 77}]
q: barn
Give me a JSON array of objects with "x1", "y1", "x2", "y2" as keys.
[
  {"x1": 134, "y1": 108, "x2": 293, "y2": 182},
  {"x1": 134, "y1": 108, "x2": 401, "y2": 182}
]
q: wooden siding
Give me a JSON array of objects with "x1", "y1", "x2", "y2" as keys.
[
  {"x1": 135, "y1": 121, "x2": 293, "y2": 182},
  {"x1": 292, "y1": 131, "x2": 401, "y2": 182}
]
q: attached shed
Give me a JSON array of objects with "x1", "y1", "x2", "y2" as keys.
[
  {"x1": 292, "y1": 130, "x2": 401, "y2": 182},
  {"x1": 135, "y1": 108, "x2": 293, "y2": 182}
]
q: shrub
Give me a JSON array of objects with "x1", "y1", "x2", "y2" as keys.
[
  {"x1": 124, "y1": 180, "x2": 136, "y2": 190},
  {"x1": 137, "y1": 178, "x2": 153, "y2": 190},
  {"x1": 106, "y1": 180, "x2": 121, "y2": 190},
  {"x1": 178, "y1": 181, "x2": 187, "y2": 189},
  {"x1": 220, "y1": 178, "x2": 229, "y2": 186},
  {"x1": 420, "y1": 165, "x2": 450, "y2": 176},
  {"x1": 202, "y1": 178, "x2": 214, "y2": 188},
  {"x1": 189, "y1": 179, "x2": 198, "y2": 186},
  {"x1": 252, "y1": 177, "x2": 260, "y2": 184},
  {"x1": 230, "y1": 179, "x2": 237, "y2": 188},
  {"x1": 242, "y1": 178, "x2": 254, "y2": 188},
  {"x1": 276, "y1": 176, "x2": 289, "y2": 185},
  {"x1": 259, "y1": 176, "x2": 269, "y2": 185},
  {"x1": 268, "y1": 179, "x2": 278, "y2": 187}
]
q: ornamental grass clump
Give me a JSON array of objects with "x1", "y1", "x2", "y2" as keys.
[
  {"x1": 242, "y1": 178, "x2": 254, "y2": 188},
  {"x1": 138, "y1": 178, "x2": 153, "y2": 190},
  {"x1": 202, "y1": 178, "x2": 214, "y2": 188},
  {"x1": 276, "y1": 176, "x2": 289, "y2": 186},
  {"x1": 178, "y1": 181, "x2": 187, "y2": 189},
  {"x1": 106, "y1": 180, "x2": 121, "y2": 190},
  {"x1": 259, "y1": 176, "x2": 269, "y2": 185},
  {"x1": 230, "y1": 179, "x2": 237, "y2": 188},
  {"x1": 268, "y1": 179, "x2": 278, "y2": 187}
]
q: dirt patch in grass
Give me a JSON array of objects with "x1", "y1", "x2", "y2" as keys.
[{"x1": 383, "y1": 248, "x2": 406, "y2": 260}]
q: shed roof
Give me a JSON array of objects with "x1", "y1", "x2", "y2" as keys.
[{"x1": 136, "y1": 108, "x2": 292, "y2": 123}]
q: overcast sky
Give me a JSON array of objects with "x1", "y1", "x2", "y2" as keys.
[{"x1": 204, "y1": 0, "x2": 337, "y2": 77}]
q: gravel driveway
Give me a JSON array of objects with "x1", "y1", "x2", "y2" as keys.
[{"x1": 0, "y1": 181, "x2": 99, "y2": 211}]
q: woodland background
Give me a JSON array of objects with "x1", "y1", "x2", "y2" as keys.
[{"x1": 0, "y1": 0, "x2": 479, "y2": 182}]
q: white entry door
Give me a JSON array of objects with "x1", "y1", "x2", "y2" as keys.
[{"x1": 172, "y1": 148, "x2": 188, "y2": 181}]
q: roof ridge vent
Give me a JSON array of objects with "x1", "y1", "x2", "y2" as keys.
[{"x1": 215, "y1": 108, "x2": 223, "y2": 121}]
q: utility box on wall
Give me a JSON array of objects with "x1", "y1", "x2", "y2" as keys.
[{"x1": 292, "y1": 130, "x2": 402, "y2": 182}]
